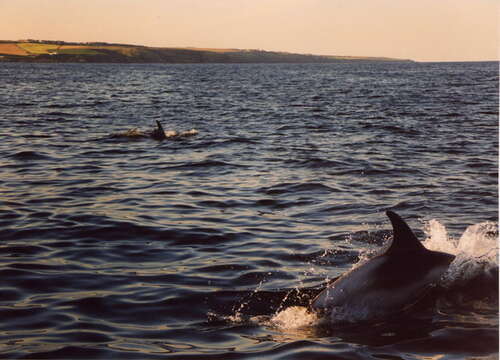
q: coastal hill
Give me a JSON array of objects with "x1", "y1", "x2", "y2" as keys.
[{"x1": 0, "y1": 40, "x2": 412, "y2": 63}]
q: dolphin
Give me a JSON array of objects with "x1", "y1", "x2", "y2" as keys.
[
  {"x1": 310, "y1": 210, "x2": 455, "y2": 323},
  {"x1": 150, "y1": 120, "x2": 198, "y2": 140},
  {"x1": 111, "y1": 121, "x2": 198, "y2": 141}
]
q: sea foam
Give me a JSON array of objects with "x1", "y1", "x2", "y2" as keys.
[{"x1": 423, "y1": 219, "x2": 498, "y2": 287}]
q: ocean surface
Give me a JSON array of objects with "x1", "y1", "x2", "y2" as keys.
[{"x1": 0, "y1": 61, "x2": 498, "y2": 359}]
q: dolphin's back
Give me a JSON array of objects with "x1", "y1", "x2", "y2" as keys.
[{"x1": 312, "y1": 250, "x2": 452, "y2": 314}]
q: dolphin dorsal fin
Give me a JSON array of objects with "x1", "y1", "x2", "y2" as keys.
[
  {"x1": 156, "y1": 120, "x2": 165, "y2": 134},
  {"x1": 385, "y1": 211, "x2": 425, "y2": 254},
  {"x1": 152, "y1": 120, "x2": 167, "y2": 140}
]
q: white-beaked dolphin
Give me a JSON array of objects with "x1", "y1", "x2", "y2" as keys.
[{"x1": 311, "y1": 210, "x2": 455, "y2": 323}]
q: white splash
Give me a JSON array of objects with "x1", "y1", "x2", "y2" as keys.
[
  {"x1": 423, "y1": 219, "x2": 498, "y2": 288},
  {"x1": 165, "y1": 129, "x2": 199, "y2": 138},
  {"x1": 422, "y1": 218, "x2": 458, "y2": 254},
  {"x1": 456, "y1": 221, "x2": 498, "y2": 263},
  {"x1": 270, "y1": 306, "x2": 319, "y2": 329}
]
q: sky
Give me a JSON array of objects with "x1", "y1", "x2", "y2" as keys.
[{"x1": 1, "y1": 0, "x2": 498, "y2": 62}]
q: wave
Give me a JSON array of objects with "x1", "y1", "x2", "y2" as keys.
[
  {"x1": 44, "y1": 111, "x2": 76, "y2": 117},
  {"x1": 167, "y1": 160, "x2": 246, "y2": 170},
  {"x1": 260, "y1": 182, "x2": 338, "y2": 195},
  {"x1": 44, "y1": 103, "x2": 79, "y2": 109},
  {"x1": 284, "y1": 157, "x2": 353, "y2": 170},
  {"x1": 197, "y1": 137, "x2": 260, "y2": 149},
  {"x1": 381, "y1": 124, "x2": 421, "y2": 135},
  {"x1": 8, "y1": 150, "x2": 53, "y2": 161}
]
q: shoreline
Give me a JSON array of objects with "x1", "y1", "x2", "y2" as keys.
[{"x1": 0, "y1": 40, "x2": 414, "y2": 64}]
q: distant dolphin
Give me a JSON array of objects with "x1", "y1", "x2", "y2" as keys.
[
  {"x1": 310, "y1": 210, "x2": 455, "y2": 323},
  {"x1": 150, "y1": 120, "x2": 198, "y2": 140},
  {"x1": 111, "y1": 121, "x2": 198, "y2": 140}
]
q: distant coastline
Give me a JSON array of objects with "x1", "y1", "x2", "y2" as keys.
[{"x1": 0, "y1": 40, "x2": 413, "y2": 64}]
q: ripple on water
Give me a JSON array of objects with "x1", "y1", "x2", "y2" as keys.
[{"x1": 8, "y1": 150, "x2": 54, "y2": 161}]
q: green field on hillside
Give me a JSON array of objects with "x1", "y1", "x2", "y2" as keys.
[
  {"x1": 57, "y1": 48, "x2": 103, "y2": 55},
  {"x1": 17, "y1": 43, "x2": 60, "y2": 54}
]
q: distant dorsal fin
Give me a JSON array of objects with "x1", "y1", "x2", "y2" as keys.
[
  {"x1": 151, "y1": 120, "x2": 167, "y2": 140},
  {"x1": 385, "y1": 210, "x2": 425, "y2": 254},
  {"x1": 156, "y1": 120, "x2": 166, "y2": 135}
]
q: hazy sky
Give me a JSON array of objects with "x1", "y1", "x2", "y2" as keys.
[{"x1": 1, "y1": 0, "x2": 498, "y2": 61}]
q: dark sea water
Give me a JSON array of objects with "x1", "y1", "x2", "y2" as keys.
[{"x1": 0, "y1": 61, "x2": 498, "y2": 359}]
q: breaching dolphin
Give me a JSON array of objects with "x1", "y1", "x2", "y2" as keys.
[{"x1": 310, "y1": 210, "x2": 455, "y2": 323}]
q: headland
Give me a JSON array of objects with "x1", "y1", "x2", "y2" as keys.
[{"x1": 0, "y1": 40, "x2": 413, "y2": 63}]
